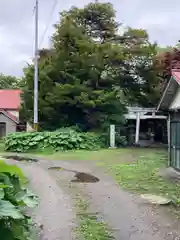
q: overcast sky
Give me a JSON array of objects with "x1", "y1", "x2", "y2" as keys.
[{"x1": 0, "y1": 0, "x2": 179, "y2": 76}]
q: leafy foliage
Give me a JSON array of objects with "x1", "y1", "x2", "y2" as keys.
[
  {"x1": 21, "y1": 2, "x2": 159, "y2": 131},
  {"x1": 5, "y1": 128, "x2": 106, "y2": 152},
  {"x1": 118, "y1": 27, "x2": 160, "y2": 106},
  {"x1": 155, "y1": 44, "x2": 180, "y2": 92},
  {"x1": 0, "y1": 74, "x2": 23, "y2": 89},
  {"x1": 0, "y1": 160, "x2": 37, "y2": 240},
  {"x1": 115, "y1": 135, "x2": 127, "y2": 147}
]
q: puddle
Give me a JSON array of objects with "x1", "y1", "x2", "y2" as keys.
[
  {"x1": 48, "y1": 166, "x2": 100, "y2": 183},
  {"x1": 3, "y1": 155, "x2": 38, "y2": 162}
]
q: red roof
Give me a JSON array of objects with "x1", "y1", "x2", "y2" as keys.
[
  {"x1": 172, "y1": 71, "x2": 180, "y2": 84},
  {"x1": 0, "y1": 90, "x2": 21, "y2": 109},
  {"x1": 0, "y1": 110, "x2": 19, "y2": 123}
]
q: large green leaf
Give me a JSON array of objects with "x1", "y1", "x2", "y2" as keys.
[
  {"x1": 0, "y1": 161, "x2": 27, "y2": 184},
  {"x1": 15, "y1": 189, "x2": 38, "y2": 208},
  {"x1": 0, "y1": 223, "x2": 14, "y2": 240},
  {"x1": 0, "y1": 184, "x2": 9, "y2": 189},
  {"x1": 10, "y1": 220, "x2": 31, "y2": 240},
  {"x1": 0, "y1": 200, "x2": 24, "y2": 219},
  {"x1": 4, "y1": 129, "x2": 106, "y2": 152},
  {"x1": 20, "y1": 195, "x2": 38, "y2": 208},
  {"x1": 0, "y1": 188, "x2": 4, "y2": 199}
]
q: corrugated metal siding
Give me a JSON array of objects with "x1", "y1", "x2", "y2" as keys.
[
  {"x1": 170, "y1": 111, "x2": 180, "y2": 121},
  {"x1": 170, "y1": 120, "x2": 180, "y2": 170}
]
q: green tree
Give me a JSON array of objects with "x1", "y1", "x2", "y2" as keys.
[
  {"x1": 0, "y1": 74, "x2": 22, "y2": 89},
  {"x1": 54, "y1": 4, "x2": 160, "y2": 107},
  {"x1": 22, "y1": 5, "x2": 127, "y2": 130},
  {"x1": 155, "y1": 42, "x2": 180, "y2": 92},
  {"x1": 21, "y1": 2, "x2": 160, "y2": 130},
  {"x1": 59, "y1": 2, "x2": 118, "y2": 42},
  {"x1": 116, "y1": 27, "x2": 160, "y2": 106}
]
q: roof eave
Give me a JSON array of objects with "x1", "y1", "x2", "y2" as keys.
[
  {"x1": 157, "y1": 78, "x2": 172, "y2": 111},
  {"x1": 157, "y1": 73, "x2": 180, "y2": 111},
  {"x1": 0, "y1": 110, "x2": 19, "y2": 124}
]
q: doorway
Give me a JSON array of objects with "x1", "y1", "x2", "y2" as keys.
[{"x1": 0, "y1": 123, "x2": 6, "y2": 138}]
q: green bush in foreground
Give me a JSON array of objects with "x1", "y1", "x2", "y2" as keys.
[
  {"x1": 0, "y1": 160, "x2": 37, "y2": 240},
  {"x1": 5, "y1": 128, "x2": 106, "y2": 152}
]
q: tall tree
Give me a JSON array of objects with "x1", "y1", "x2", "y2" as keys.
[
  {"x1": 117, "y1": 28, "x2": 160, "y2": 106},
  {"x1": 155, "y1": 43, "x2": 180, "y2": 92},
  {"x1": 21, "y1": 2, "x2": 160, "y2": 130},
  {"x1": 58, "y1": 5, "x2": 159, "y2": 106},
  {"x1": 22, "y1": 4, "x2": 127, "y2": 130},
  {"x1": 59, "y1": 2, "x2": 118, "y2": 42}
]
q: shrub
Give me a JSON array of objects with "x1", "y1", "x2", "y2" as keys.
[
  {"x1": 115, "y1": 135, "x2": 127, "y2": 146},
  {"x1": 0, "y1": 160, "x2": 37, "y2": 239},
  {"x1": 5, "y1": 128, "x2": 106, "y2": 153},
  {"x1": 98, "y1": 132, "x2": 127, "y2": 147}
]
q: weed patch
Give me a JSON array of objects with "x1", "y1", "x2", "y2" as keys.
[
  {"x1": 108, "y1": 152, "x2": 180, "y2": 201},
  {"x1": 76, "y1": 197, "x2": 114, "y2": 240}
]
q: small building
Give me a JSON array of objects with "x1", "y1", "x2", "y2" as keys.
[
  {"x1": 0, "y1": 89, "x2": 21, "y2": 137},
  {"x1": 124, "y1": 107, "x2": 167, "y2": 146},
  {"x1": 157, "y1": 70, "x2": 180, "y2": 170}
]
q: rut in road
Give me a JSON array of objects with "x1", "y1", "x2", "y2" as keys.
[{"x1": 6, "y1": 158, "x2": 180, "y2": 240}]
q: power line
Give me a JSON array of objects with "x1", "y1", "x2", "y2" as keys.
[{"x1": 39, "y1": 0, "x2": 58, "y2": 48}]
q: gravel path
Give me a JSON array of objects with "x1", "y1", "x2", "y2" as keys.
[
  {"x1": 80, "y1": 164, "x2": 180, "y2": 240},
  {"x1": 7, "y1": 160, "x2": 76, "y2": 240},
  {"x1": 6, "y1": 158, "x2": 180, "y2": 240}
]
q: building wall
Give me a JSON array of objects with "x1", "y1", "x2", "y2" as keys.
[
  {"x1": 169, "y1": 111, "x2": 180, "y2": 169},
  {"x1": 8, "y1": 110, "x2": 19, "y2": 119},
  {"x1": 170, "y1": 86, "x2": 180, "y2": 109},
  {"x1": 0, "y1": 113, "x2": 16, "y2": 136},
  {"x1": 26, "y1": 122, "x2": 34, "y2": 132}
]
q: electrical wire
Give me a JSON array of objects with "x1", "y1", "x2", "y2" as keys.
[{"x1": 39, "y1": 0, "x2": 58, "y2": 48}]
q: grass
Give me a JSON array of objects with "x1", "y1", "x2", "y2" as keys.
[
  {"x1": 75, "y1": 194, "x2": 114, "y2": 240},
  {"x1": 35, "y1": 148, "x2": 143, "y2": 162},
  {"x1": 109, "y1": 152, "x2": 180, "y2": 198},
  {"x1": 0, "y1": 142, "x2": 5, "y2": 152}
]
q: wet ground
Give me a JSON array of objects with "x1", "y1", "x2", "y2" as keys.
[
  {"x1": 48, "y1": 166, "x2": 100, "y2": 183},
  {"x1": 2, "y1": 154, "x2": 38, "y2": 162},
  {"x1": 5, "y1": 157, "x2": 180, "y2": 240}
]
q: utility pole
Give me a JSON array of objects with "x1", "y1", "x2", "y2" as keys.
[{"x1": 33, "y1": 0, "x2": 39, "y2": 131}]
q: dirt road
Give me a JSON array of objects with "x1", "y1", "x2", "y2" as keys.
[{"x1": 7, "y1": 158, "x2": 180, "y2": 240}]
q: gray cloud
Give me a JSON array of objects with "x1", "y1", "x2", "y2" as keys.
[{"x1": 0, "y1": 0, "x2": 179, "y2": 76}]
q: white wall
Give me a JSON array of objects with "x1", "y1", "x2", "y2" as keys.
[
  {"x1": 26, "y1": 122, "x2": 34, "y2": 132},
  {"x1": 8, "y1": 110, "x2": 19, "y2": 119},
  {"x1": 170, "y1": 87, "x2": 180, "y2": 109}
]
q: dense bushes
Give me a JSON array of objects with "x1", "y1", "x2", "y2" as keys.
[
  {"x1": 115, "y1": 134, "x2": 127, "y2": 147},
  {"x1": 0, "y1": 160, "x2": 37, "y2": 239},
  {"x1": 5, "y1": 128, "x2": 106, "y2": 153}
]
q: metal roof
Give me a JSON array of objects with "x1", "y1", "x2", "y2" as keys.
[{"x1": 0, "y1": 90, "x2": 21, "y2": 109}]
